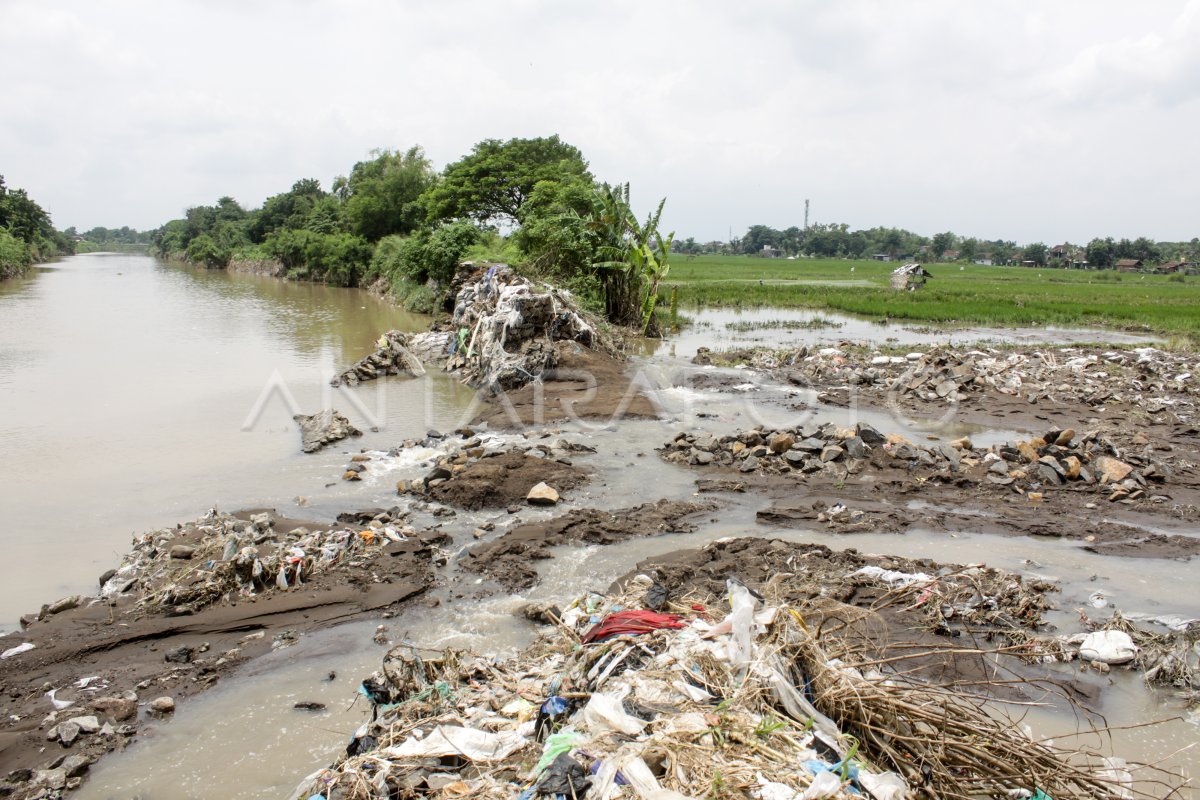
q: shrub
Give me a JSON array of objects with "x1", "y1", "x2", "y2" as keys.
[{"x1": 268, "y1": 230, "x2": 372, "y2": 286}]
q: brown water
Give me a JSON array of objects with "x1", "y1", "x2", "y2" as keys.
[{"x1": 0, "y1": 254, "x2": 477, "y2": 631}]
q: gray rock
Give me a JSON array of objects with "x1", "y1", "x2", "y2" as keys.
[
  {"x1": 784, "y1": 451, "x2": 807, "y2": 465},
  {"x1": 820, "y1": 445, "x2": 844, "y2": 462},
  {"x1": 843, "y1": 436, "x2": 867, "y2": 459},
  {"x1": 988, "y1": 460, "x2": 1010, "y2": 475},
  {"x1": 34, "y1": 768, "x2": 67, "y2": 791},
  {"x1": 294, "y1": 409, "x2": 363, "y2": 454},
  {"x1": 61, "y1": 755, "x2": 91, "y2": 778},
  {"x1": 739, "y1": 455, "x2": 759, "y2": 473},
  {"x1": 56, "y1": 721, "x2": 81, "y2": 746},
  {"x1": 92, "y1": 695, "x2": 138, "y2": 722},
  {"x1": 856, "y1": 424, "x2": 886, "y2": 445},
  {"x1": 693, "y1": 450, "x2": 714, "y2": 465},
  {"x1": 68, "y1": 715, "x2": 100, "y2": 734},
  {"x1": 795, "y1": 437, "x2": 825, "y2": 453}
]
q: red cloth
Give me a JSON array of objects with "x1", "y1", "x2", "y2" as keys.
[{"x1": 581, "y1": 610, "x2": 686, "y2": 644}]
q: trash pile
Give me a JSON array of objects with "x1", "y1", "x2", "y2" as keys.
[
  {"x1": 693, "y1": 344, "x2": 1198, "y2": 421},
  {"x1": 96, "y1": 509, "x2": 419, "y2": 615},
  {"x1": 331, "y1": 332, "x2": 428, "y2": 387},
  {"x1": 661, "y1": 422, "x2": 1172, "y2": 502},
  {"x1": 428, "y1": 263, "x2": 617, "y2": 392},
  {"x1": 288, "y1": 554, "x2": 1160, "y2": 800}
]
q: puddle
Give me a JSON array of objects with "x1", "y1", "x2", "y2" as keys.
[{"x1": 643, "y1": 307, "x2": 1161, "y2": 358}]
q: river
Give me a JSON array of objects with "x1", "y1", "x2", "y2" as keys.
[
  {"x1": 3, "y1": 255, "x2": 1196, "y2": 797},
  {"x1": 0, "y1": 253, "x2": 476, "y2": 632}
]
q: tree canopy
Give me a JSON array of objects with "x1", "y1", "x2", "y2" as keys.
[{"x1": 422, "y1": 135, "x2": 591, "y2": 226}]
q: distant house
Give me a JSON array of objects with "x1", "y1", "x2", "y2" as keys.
[
  {"x1": 1156, "y1": 260, "x2": 1195, "y2": 274},
  {"x1": 1049, "y1": 243, "x2": 1070, "y2": 260},
  {"x1": 974, "y1": 253, "x2": 994, "y2": 266},
  {"x1": 872, "y1": 253, "x2": 892, "y2": 262},
  {"x1": 942, "y1": 249, "x2": 960, "y2": 261},
  {"x1": 1115, "y1": 258, "x2": 1144, "y2": 272},
  {"x1": 760, "y1": 245, "x2": 782, "y2": 258},
  {"x1": 891, "y1": 263, "x2": 932, "y2": 290}
]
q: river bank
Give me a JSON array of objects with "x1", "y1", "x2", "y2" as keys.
[{"x1": 1, "y1": 256, "x2": 1198, "y2": 797}]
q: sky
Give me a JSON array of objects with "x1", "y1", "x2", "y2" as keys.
[{"x1": 1, "y1": 0, "x2": 1198, "y2": 245}]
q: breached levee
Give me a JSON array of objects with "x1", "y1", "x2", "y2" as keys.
[
  {"x1": 287, "y1": 537, "x2": 1186, "y2": 800},
  {"x1": 332, "y1": 262, "x2": 659, "y2": 426}
]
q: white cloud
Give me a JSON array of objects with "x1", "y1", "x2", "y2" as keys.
[{"x1": 0, "y1": 0, "x2": 1196, "y2": 243}]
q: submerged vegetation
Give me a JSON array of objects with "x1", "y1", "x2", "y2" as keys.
[
  {"x1": 668, "y1": 255, "x2": 1200, "y2": 341},
  {"x1": 0, "y1": 175, "x2": 74, "y2": 279},
  {"x1": 152, "y1": 136, "x2": 675, "y2": 333}
]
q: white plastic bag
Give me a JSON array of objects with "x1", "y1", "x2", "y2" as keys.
[
  {"x1": 859, "y1": 770, "x2": 909, "y2": 799},
  {"x1": 799, "y1": 770, "x2": 843, "y2": 799},
  {"x1": 584, "y1": 691, "x2": 646, "y2": 736},
  {"x1": 728, "y1": 580, "x2": 757, "y2": 667},
  {"x1": 382, "y1": 725, "x2": 526, "y2": 762},
  {"x1": 1078, "y1": 630, "x2": 1138, "y2": 665}
]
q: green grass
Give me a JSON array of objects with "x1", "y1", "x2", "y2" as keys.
[{"x1": 666, "y1": 255, "x2": 1200, "y2": 342}]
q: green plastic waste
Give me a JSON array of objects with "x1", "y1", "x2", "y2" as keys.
[{"x1": 533, "y1": 731, "x2": 584, "y2": 775}]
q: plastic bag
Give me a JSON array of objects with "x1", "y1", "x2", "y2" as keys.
[
  {"x1": 584, "y1": 691, "x2": 646, "y2": 736},
  {"x1": 382, "y1": 725, "x2": 526, "y2": 762},
  {"x1": 1078, "y1": 630, "x2": 1138, "y2": 665},
  {"x1": 859, "y1": 770, "x2": 909, "y2": 799},
  {"x1": 728, "y1": 580, "x2": 757, "y2": 667},
  {"x1": 799, "y1": 770, "x2": 842, "y2": 799}
]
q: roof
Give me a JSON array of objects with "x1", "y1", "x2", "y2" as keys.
[
  {"x1": 892, "y1": 263, "x2": 931, "y2": 277},
  {"x1": 1115, "y1": 258, "x2": 1143, "y2": 267}
]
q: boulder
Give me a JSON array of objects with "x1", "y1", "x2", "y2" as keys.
[
  {"x1": 1092, "y1": 456, "x2": 1133, "y2": 484},
  {"x1": 149, "y1": 696, "x2": 176, "y2": 714},
  {"x1": 294, "y1": 409, "x2": 363, "y2": 454},
  {"x1": 169, "y1": 545, "x2": 196, "y2": 560},
  {"x1": 92, "y1": 696, "x2": 137, "y2": 722},
  {"x1": 768, "y1": 433, "x2": 796, "y2": 454}
]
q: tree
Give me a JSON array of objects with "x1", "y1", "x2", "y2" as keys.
[
  {"x1": 959, "y1": 237, "x2": 978, "y2": 262},
  {"x1": 423, "y1": 135, "x2": 591, "y2": 226},
  {"x1": 249, "y1": 179, "x2": 328, "y2": 242},
  {"x1": 342, "y1": 147, "x2": 435, "y2": 241},
  {"x1": 931, "y1": 231, "x2": 957, "y2": 260},
  {"x1": 1024, "y1": 242, "x2": 1048, "y2": 266},
  {"x1": 1086, "y1": 237, "x2": 1115, "y2": 269},
  {"x1": 1129, "y1": 236, "x2": 1160, "y2": 263}
]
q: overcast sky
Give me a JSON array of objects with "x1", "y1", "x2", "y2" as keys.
[{"x1": 2, "y1": 1, "x2": 1197, "y2": 244}]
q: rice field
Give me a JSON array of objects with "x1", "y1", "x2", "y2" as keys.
[{"x1": 665, "y1": 255, "x2": 1200, "y2": 342}]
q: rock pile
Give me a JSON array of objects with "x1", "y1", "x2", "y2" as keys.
[
  {"x1": 661, "y1": 423, "x2": 1170, "y2": 502},
  {"x1": 695, "y1": 344, "x2": 1198, "y2": 419},
  {"x1": 330, "y1": 331, "x2": 427, "y2": 387}
]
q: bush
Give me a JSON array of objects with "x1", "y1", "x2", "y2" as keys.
[
  {"x1": 368, "y1": 222, "x2": 480, "y2": 288},
  {"x1": 0, "y1": 230, "x2": 32, "y2": 278},
  {"x1": 267, "y1": 229, "x2": 372, "y2": 286},
  {"x1": 186, "y1": 233, "x2": 230, "y2": 268}
]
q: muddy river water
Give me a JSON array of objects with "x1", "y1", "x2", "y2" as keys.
[{"x1": 1, "y1": 255, "x2": 1195, "y2": 797}]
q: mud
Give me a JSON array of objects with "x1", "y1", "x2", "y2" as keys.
[
  {"x1": 471, "y1": 345, "x2": 660, "y2": 428},
  {"x1": 466, "y1": 500, "x2": 717, "y2": 590},
  {"x1": 423, "y1": 450, "x2": 589, "y2": 510}
]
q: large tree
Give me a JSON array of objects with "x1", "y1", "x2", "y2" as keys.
[
  {"x1": 931, "y1": 231, "x2": 957, "y2": 259},
  {"x1": 342, "y1": 147, "x2": 435, "y2": 241},
  {"x1": 423, "y1": 135, "x2": 591, "y2": 226}
]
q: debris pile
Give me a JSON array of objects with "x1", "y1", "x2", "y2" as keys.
[
  {"x1": 289, "y1": 542, "x2": 1164, "y2": 800},
  {"x1": 331, "y1": 332, "x2": 428, "y2": 387},
  {"x1": 96, "y1": 509, "x2": 426, "y2": 615},
  {"x1": 661, "y1": 422, "x2": 1172, "y2": 503},
  {"x1": 693, "y1": 344, "x2": 1198, "y2": 420},
  {"x1": 295, "y1": 409, "x2": 362, "y2": 453},
  {"x1": 432, "y1": 264, "x2": 617, "y2": 392}
]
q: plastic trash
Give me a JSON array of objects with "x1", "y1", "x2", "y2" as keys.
[
  {"x1": 583, "y1": 691, "x2": 647, "y2": 736},
  {"x1": 1, "y1": 642, "x2": 35, "y2": 659},
  {"x1": 46, "y1": 689, "x2": 74, "y2": 710},
  {"x1": 536, "y1": 752, "x2": 592, "y2": 797},
  {"x1": 859, "y1": 770, "x2": 908, "y2": 800},
  {"x1": 728, "y1": 580, "x2": 757, "y2": 667},
  {"x1": 799, "y1": 770, "x2": 843, "y2": 799},
  {"x1": 1096, "y1": 757, "x2": 1133, "y2": 800},
  {"x1": 1078, "y1": 630, "x2": 1139, "y2": 665},
  {"x1": 533, "y1": 731, "x2": 583, "y2": 775},
  {"x1": 621, "y1": 757, "x2": 698, "y2": 800},
  {"x1": 276, "y1": 563, "x2": 290, "y2": 591},
  {"x1": 850, "y1": 566, "x2": 933, "y2": 587},
  {"x1": 755, "y1": 775, "x2": 800, "y2": 800},
  {"x1": 382, "y1": 726, "x2": 526, "y2": 762}
]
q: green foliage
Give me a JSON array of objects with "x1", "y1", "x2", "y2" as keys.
[
  {"x1": 342, "y1": 147, "x2": 435, "y2": 241},
  {"x1": 463, "y1": 229, "x2": 523, "y2": 264},
  {"x1": 185, "y1": 233, "x2": 229, "y2": 268},
  {"x1": 0, "y1": 229, "x2": 32, "y2": 279},
  {"x1": 369, "y1": 221, "x2": 480, "y2": 288},
  {"x1": 267, "y1": 229, "x2": 372, "y2": 287},
  {"x1": 423, "y1": 135, "x2": 591, "y2": 225},
  {"x1": 250, "y1": 179, "x2": 327, "y2": 242}
]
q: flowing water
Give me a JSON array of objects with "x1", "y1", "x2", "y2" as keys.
[
  {"x1": 0, "y1": 254, "x2": 477, "y2": 632},
  {"x1": 2, "y1": 255, "x2": 1194, "y2": 797}
]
